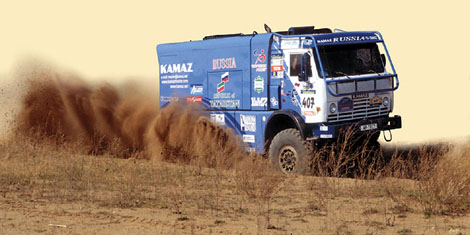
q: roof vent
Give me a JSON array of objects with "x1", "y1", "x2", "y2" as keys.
[
  {"x1": 287, "y1": 26, "x2": 332, "y2": 35},
  {"x1": 288, "y1": 26, "x2": 315, "y2": 35}
]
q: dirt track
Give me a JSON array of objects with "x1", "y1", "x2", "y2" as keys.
[{"x1": 1, "y1": 161, "x2": 469, "y2": 235}]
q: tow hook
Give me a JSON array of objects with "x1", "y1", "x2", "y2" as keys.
[{"x1": 383, "y1": 129, "x2": 392, "y2": 142}]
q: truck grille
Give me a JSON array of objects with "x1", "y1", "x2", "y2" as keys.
[{"x1": 327, "y1": 98, "x2": 389, "y2": 123}]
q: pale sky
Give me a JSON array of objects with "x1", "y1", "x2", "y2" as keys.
[{"x1": 1, "y1": 0, "x2": 469, "y2": 144}]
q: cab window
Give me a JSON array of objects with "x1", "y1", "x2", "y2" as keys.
[{"x1": 290, "y1": 54, "x2": 312, "y2": 77}]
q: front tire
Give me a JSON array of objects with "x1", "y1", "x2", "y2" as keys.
[{"x1": 268, "y1": 128, "x2": 311, "y2": 174}]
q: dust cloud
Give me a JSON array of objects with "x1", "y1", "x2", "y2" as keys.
[{"x1": 12, "y1": 62, "x2": 245, "y2": 167}]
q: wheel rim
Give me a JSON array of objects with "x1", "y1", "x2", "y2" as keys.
[{"x1": 278, "y1": 145, "x2": 298, "y2": 173}]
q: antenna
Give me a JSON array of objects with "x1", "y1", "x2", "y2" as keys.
[{"x1": 264, "y1": 24, "x2": 272, "y2": 33}]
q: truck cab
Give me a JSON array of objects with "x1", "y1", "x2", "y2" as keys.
[{"x1": 157, "y1": 25, "x2": 402, "y2": 174}]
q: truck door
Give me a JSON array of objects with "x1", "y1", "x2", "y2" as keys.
[{"x1": 285, "y1": 49, "x2": 319, "y2": 123}]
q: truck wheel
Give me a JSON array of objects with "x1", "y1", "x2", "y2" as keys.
[{"x1": 268, "y1": 128, "x2": 311, "y2": 174}]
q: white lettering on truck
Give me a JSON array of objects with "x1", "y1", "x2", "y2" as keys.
[
  {"x1": 160, "y1": 63, "x2": 194, "y2": 74},
  {"x1": 251, "y1": 97, "x2": 267, "y2": 107}
]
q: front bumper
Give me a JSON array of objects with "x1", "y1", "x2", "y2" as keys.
[{"x1": 311, "y1": 115, "x2": 402, "y2": 139}]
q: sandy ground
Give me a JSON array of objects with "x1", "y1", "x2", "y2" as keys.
[{"x1": 1, "y1": 172, "x2": 469, "y2": 235}]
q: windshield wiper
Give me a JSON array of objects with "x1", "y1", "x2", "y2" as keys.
[
  {"x1": 333, "y1": 71, "x2": 350, "y2": 78},
  {"x1": 368, "y1": 69, "x2": 382, "y2": 76}
]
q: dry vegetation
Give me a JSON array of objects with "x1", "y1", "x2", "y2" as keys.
[
  {"x1": 1, "y1": 131, "x2": 470, "y2": 234},
  {"x1": 1, "y1": 64, "x2": 470, "y2": 234}
]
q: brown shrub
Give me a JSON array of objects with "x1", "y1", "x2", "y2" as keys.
[
  {"x1": 235, "y1": 155, "x2": 284, "y2": 200},
  {"x1": 310, "y1": 127, "x2": 383, "y2": 179},
  {"x1": 416, "y1": 142, "x2": 470, "y2": 215}
]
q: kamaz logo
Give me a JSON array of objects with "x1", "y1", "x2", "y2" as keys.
[
  {"x1": 251, "y1": 97, "x2": 267, "y2": 107},
  {"x1": 160, "y1": 63, "x2": 193, "y2": 74}
]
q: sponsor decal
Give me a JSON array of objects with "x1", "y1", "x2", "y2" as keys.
[
  {"x1": 369, "y1": 95, "x2": 382, "y2": 106},
  {"x1": 190, "y1": 84, "x2": 203, "y2": 95},
  {"x1": 271, "y1": 55, "x2": 284, "y2": 78},
  {"x1": 161, "y1": 78, "x2": 189, "y2": 83},
  {"x1": 281, "y1": 39, "x2": 300, "y2": 49},
  {"x1": 162, "y1": 79, "x2": 189, "y2": 88},
  {"x1": 210, "y1": 114, "x2": 225, "y2": 125},
  {"x1": 240, "y1": 114, "x2": 256, "y2": 132},
  {"x1": 251, "y1": 49, "x2": 267, "y2": 72},
  {"x1": 251, "y1": 97, "x2": 267, "y2": 107},
  {"x1": 186, "y1": 96, "x2": 202, "y2": 103},
  {"x1": 253, "y1": 49, "x2": 266, "y2": 64},
  {"x1": 213, "y1": 93, "x2": 234, "y2": 99},
  {"x1": 273, "y1": 35, "x2": 280, "y2": 44},
  {"x1": 272, "y1": 72, "x2": 283, "y2": 79},
  {"x1": 160, "y1": 96, "x2": 171, "y2": 102},
  {"x1": 210, "y1": 99, "x2": 240, "y2": 108},
  {"x1": 160, "y1": 63, "x2": 194, "y2": 74},
  {"x1": 271, "y1": 65, "x2": 283, "y2": 72},
  {"x1": 212, "y1": 57, "x2": 237, "y2": 70},
  {"x1": 251, "y1": 64, "x2": 267, "y2": 72},
  {"x1": 254, "y1": 76, "x2": 264, "y2": 93},
  {"x1": 301, "y1": 90, "x2": 316, "y2": 95},
  {"x1": 303, "y1": 39, "x2": 312, "y2": 46},
  {"x1": 302, "y1": 110, "x2": 316, "y2": 116},
  {"x1": 217, "y1": 72, "x2": 229, "y2": 93},
  {"x1": 316, "y1": 35, "x2": 379, "y2": 44},
  {"x1": 242, "y1": 134, "x2": 256, "y2": 143},
  {"x1": 160, "y1": 63, "x2": 192, "y2": 89},
  {"x1": 270, "y1": 97, "x2": 279, "y2": 107},
  {"x1": 290, "y1": 89, "x2": 299, "y2": 106},
  {"x1": 272, "y1": 55, "x2": 282, "y2": 63},
  {"x1": 160, "y1": 96, "x2": 179, "y2": 102},
  {"x1": 338, "y1": 97, "x2": 353, "y2": 112}
]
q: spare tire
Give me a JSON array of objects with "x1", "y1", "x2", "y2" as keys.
[{"x1": 268, "y1": 128, "x2": 311, "y2": 174}]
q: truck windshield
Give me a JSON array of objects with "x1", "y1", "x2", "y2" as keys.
[{"x1": 317, "y1": 43, "x2": 385, "y2": 78}]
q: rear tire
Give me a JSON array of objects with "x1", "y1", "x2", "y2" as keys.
[{"x1": 268, "y1": 128, "x2": 311, "y2": 174}]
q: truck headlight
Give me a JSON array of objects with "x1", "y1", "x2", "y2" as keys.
[
  {"x1": 383, "y1": 97, "x2": 389, "y2": 106},
  {"x1": 329, "y1": 103, "x2": 337, "y2": 113}
]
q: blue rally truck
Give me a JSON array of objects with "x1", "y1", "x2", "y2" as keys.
[{"x1": 157, "y1": 25, "x2": 402, "y2": 174}]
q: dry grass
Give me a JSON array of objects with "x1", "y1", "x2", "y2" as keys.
[
  {"x1": 416, "y1": 143, "x2": 470, "y2": 215},
  {"x1": 307, "y1": 128, "x2": 470, "y2": 218},
  {"x1": 1, "y1": 133, "x2": 470, "y2": 233}
]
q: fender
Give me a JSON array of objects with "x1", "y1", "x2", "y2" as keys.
[{"x1": 264, "y1": 110, "x2": 310, "y2": 143}]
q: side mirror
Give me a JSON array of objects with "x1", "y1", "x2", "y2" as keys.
[
  {"x1": 299, "y1": 53, "x2": 311, "y2": 81},
  {"x1": 381, "y1": 54, "x2": 387, "y2": 67}
]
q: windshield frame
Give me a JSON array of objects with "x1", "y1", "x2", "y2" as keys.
[
  {"x1": 314, "y1": 42, "x2": 386, "y2": 79},
  {"x1": 306, "y1": 31, "x2": 399, "y2": 97}
]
